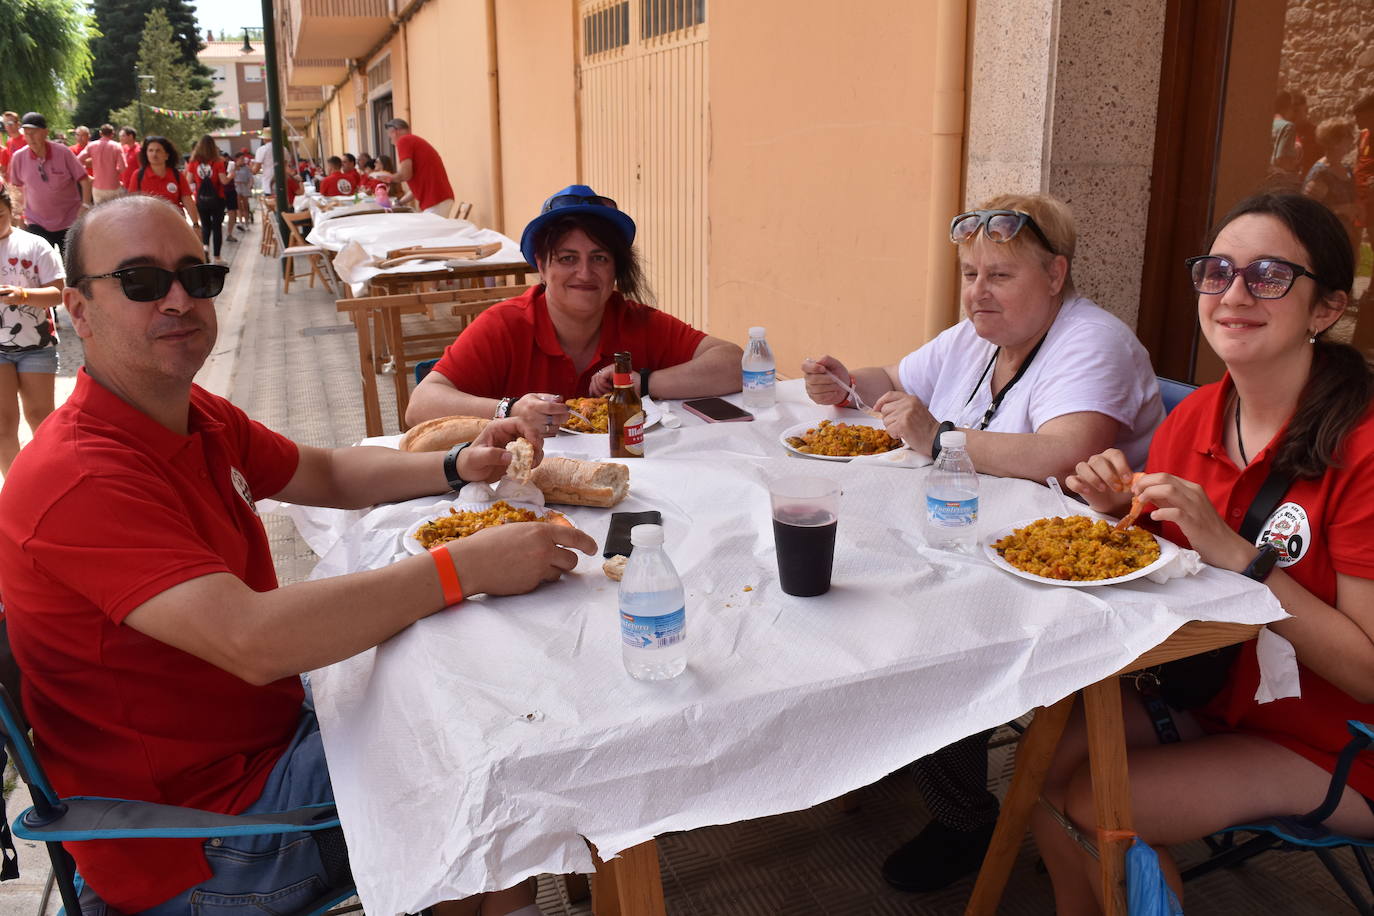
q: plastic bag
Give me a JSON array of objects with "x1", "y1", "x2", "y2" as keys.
[{"x1": 1127, "y1": 836, "x2": 1184, "y2": 915}]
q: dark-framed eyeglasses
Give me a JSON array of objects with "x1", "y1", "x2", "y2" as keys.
[
  {"x1": 74, "y1": 264, "x2": 229, "y2": 301},
  {"x1": 950, "y1": 209, "x2": 1057, "y2": 255},
  {"x1": 542, "y1": 193, "x2": 619, "y2": 214},
  {"x1": 1184, "y1": 255, "x2": 1325, "y2": 300}
]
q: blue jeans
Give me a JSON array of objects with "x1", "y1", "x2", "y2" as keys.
[{"x1": 115, "y1": 710, "x2": 339, "y2": 915}]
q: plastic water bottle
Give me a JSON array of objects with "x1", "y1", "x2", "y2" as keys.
[
  {"x1": 741, "y1": 326, "x2": 776, "y2": 409},
  {"x1": 619, "y1": 525, "x2": 687, "y2": 680},
  {"x1": 925, "y1": 430, "x2": 979, "y2": 551}
]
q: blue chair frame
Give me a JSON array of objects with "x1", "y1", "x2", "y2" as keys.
[
  {"x1": 1183, "y1": 721, "x2": 1374, "y2": 915},
  {"x1": 416, "y1": 358, "x2": 439, "y2": 386},
  {"x1": 0, "y1": 683, "x2": 358, "y2": 916},
  {"x1": 1157, "y1": 376, "x2": 1197, "y2": 415}
]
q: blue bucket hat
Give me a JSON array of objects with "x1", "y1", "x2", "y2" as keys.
[{"x1": 519, "y1": 184, "x2": 637, "y2": 267}]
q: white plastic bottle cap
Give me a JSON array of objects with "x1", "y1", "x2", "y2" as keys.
[
  {"x1": 940, "y1": 430, "x2": 967, "y2": 449},
  {"x1": 748, "y1": 326, "x2": 766, "y2": 338},
  {"x1": 630, "y1": 524, "x2": 665, "y2": 547}
]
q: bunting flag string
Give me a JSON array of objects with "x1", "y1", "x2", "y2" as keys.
[{"x1": 140, "y1": 103, "x2": 237, "y2": 119}]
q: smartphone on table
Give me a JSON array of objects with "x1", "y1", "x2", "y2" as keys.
[
  {"x1": 604, "y1": 510, "x2": 663, "y2": 557},
  {"x1": 682, "y1": 397, "x2": 754, "y2": 423}
]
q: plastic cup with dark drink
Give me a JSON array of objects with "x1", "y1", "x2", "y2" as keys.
[{"x1": 768, "y1": 476, "x2": 840, "y2": 596}]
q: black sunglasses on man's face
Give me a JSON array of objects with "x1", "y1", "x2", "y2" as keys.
[{"x1": 75, "y1": 264, "x2": 230, "y2": 301}]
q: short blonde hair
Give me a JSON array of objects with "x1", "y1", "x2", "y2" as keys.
[
  {"x1": 1315, "y1": 117, "x2": 1354, "y2": 150},
  {"x1": 961, "y1": 192, "x2": 1077, "y2": 293}
]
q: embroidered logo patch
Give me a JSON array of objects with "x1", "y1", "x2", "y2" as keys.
[
  {"x1": 230, "y1": 466, "x2": 259, "y2": 517},
  {"x1": 1258, "y1": 501, "x2": 1309, "y2": 568}
]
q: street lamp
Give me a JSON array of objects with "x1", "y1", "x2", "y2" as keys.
[
  {"x1": 136, "y1": 74, "x2": 155, "y2": 137},
  {"x1": 240, "y1": 29, "x2": 254, "y2": 53}
]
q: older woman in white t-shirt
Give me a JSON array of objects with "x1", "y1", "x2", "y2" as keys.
[
  {"x1": 803, "y1": 192, "x2": 1165, "y2": 895},
  {"x1": 805, "y1": 192, "x2": 1163, "y2": 483}
]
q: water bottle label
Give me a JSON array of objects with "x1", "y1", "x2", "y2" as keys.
[
  {"x1": 926, "y1": 495, "x2": 978, "y2": 528},
  {"x1": 743, "y1": 368, "x2": 775, "y2": 391},
  {"x1": 620, "y1": 607, "x2": 685, "y2": 649}
]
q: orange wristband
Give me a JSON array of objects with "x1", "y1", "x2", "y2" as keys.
[{"x1": 429, "y1": 544, "x2": 464, "y2": 606}]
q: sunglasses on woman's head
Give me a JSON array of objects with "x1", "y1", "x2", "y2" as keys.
[
  {"x1": 1185, "y1": 255, "x2": 1324, "y2": 300},
  {"x1": 949, "y1": 209, "x2": 1057, "y2": 255},
  {"x1": 542, "y1": 193, "x2": 619, "y2": 214},
  {"x1": 76, "y1": 264, "x2": 230, "y2": 301}
]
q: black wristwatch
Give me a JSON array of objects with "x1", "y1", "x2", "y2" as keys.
[
  {"x1": 1242, "y1": 542, "x2": 1280, "y2": 582},
  {"x1": 931, "y1": 420, "x2": 955, "y2": 460},
  {"x1": 638, "y1": 367, "x2": 651, "y2": 398},
  {"x1": 443, "y1": 442, "x2": 471, "y2": 492}
]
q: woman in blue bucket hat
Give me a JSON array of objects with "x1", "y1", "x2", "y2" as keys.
[{"x1": 406, "y1": 184, "x2": 741, "y2": 432}]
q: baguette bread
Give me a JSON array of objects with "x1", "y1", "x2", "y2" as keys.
[
  {"x1": 527, "y1": 456, "x2": 629, "y2": 507},
  {"x1": 400, "y1": 415, "x2": 491, "y2": 452},
  {"x1": 506, "y1": 437, "x2": 536, "y2": 482}
]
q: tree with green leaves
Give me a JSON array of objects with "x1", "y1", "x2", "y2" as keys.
[
  {"x1": 107, "y1": 9, "x2": 228, "y2": 157},
  {"x1": 73, "y1": 0, "x2": 212, "y2": 128},
  {"x1": 0, "y1": 0, "x2": 96, "y2": 119}
]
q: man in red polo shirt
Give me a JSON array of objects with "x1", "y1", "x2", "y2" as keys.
[
  {"x1": 375, "y1": 118, "x2": 455, "y2": 215},
  {"x1": 0, "y1": 194, "x2": 588, "y2": 915},
  {"x1": 316, "y1": 155, "x2": 354, "y2": 196},
  {"x1": 118, "y1": 126, "x2": 140, "y2": 188}
]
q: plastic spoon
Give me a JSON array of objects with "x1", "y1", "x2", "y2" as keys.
[
  {"x1": 1046, "y1": 476, "x2": 1076, "y2": 516},
  {"x1": 810, "y1": 360, "x2": 881, "y2": 418}
]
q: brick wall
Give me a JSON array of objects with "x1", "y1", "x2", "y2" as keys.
[{"x1": 1279, "y1": 0, "x2": 1374, "y2": 121}]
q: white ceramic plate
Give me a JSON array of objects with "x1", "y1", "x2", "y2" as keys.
[
  {"x1": 403, "y1": 501, "x2": 575, "y2": 555},
  {"x1": 981, "y1": 517, "x2": 1178, "y2": 587},
  {"x1": 560, "y1": 396, "x2": 662, "y2": 435},
  {"x1": 779, "y1": 416, "x2": 903, "y2": 462}
]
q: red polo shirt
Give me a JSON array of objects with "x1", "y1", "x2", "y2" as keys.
[
  {"x1": 125, "y1": 164, "x2": 193, "y2": 213},
  {"x1": 1145, "y1": 376, "x2": 1374, "y2": 798},
  {"x1": 318, "y1": 171, "x2": 357, "y2": 196},
  {"x1": 395, "y1": 132, "x2": 454, "y2": 210},
  {"x1": 0, "y1": 370, "x2": 303, "y2": 911},
  {"x1": 433, "y1": 285, "x2": 707, "y2": 398}
]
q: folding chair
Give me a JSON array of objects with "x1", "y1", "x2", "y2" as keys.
[
  {"x1": 448, "y1": 201, "x2": 473, "y2": 221},
  {"x1": 279, "y1": 212, "x2": 335, "y2": 295},
  {"x1": 259, "y1": 197, "x2": 280, "y2": 257},
  {"x1": 0, "y1": 683, "x2": 359, "y2": 916},
  {"x1": 1157, "y1": 376, "x2": 1197, "y2": 415},
  {"x1": 1183, "y1": 720, "x2": 1374, "y2": 914}
]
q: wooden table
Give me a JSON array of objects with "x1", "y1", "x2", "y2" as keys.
[{"x1": 963, "y1": 619, "x2": 1263, "y2": 915}]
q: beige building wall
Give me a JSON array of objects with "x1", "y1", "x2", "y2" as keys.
[
  {"x1": 708, "y1": 0, "x2": 959, "y2": 376},
  {"x1": 965, "y1": 0, "x2": 1168, "y2": 330},
  {"x1": 403, "y1": 0, "x2": 496, "y2": 224},
  {"x1": 493, "y1": 1, "x2": 578, "y2": 239}
]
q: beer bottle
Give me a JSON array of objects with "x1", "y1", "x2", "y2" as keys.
[{"x1": 608, "y1": 351, "x2": 645, "y2": 458}]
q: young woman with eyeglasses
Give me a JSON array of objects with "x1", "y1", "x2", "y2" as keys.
[
  {"x1": 1048, "y1": 193, "x2": 1374, "y2": 911},
  {"x1": 0, "y1": 185, "x2": 66, "y2": 476},
  {"x1": 405, "y1": 184, "x2": 744, "y2": 433},
  {"x1": 802, "y1": 193, "x2": 1166, "y2": 894}
]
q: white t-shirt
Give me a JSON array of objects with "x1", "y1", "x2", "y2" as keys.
[
  {"x1": 896, "y1": 295, "x2": 1164, "y2": 468},
  {"x1": 253, "y1": 143, "x2": 274, "y2": 193},
  {"x1": 0, "y1": 228, "x2": 65, "y2": 351}
]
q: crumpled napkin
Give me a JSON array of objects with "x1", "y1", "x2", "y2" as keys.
[
  {"x1": 1254, "y1": 627, "x2": 1301, "y2": 703},
  {"x1": 1145, "y1": 547, "x2": 1203, "y2": 583},
  {"x1": 453, "y1": 478, "x2": 546, "y2": 507},
  {"x1": 330, "y1": 240, "x2": 373, "y2": 285},
  {"x1": 850, "y1": 447, "x2": 933, "y2": 469}
]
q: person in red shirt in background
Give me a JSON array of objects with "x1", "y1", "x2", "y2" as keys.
[
  {"x1": 316, "y1": 156, "x2": 351, "y2": 196},
  {"x1": 373, "y1": 118, "x2": 454, "y2": 215},
  {"x1": 0, "y1": 192, "x2": 588, "y2": 916},
  {"x1": 340, "y1": 153, "x2": 363, "y2": 192},
  {"x1": 1, "y1": 112, "x2": 28, "y2": 226},
  {"x1": 188, "y1": 135, "x2": 230, "y2": 264},
  {"x1": 118, "y1": 126, "x2": 141, "y2": 189},
  {"x1": 1048, "y1": 193, "x2": 1374, "y2": 911},
  {"x1": 124, "y1": 135, "x2": 197, "y2": 228},
  {"x1": 68, "y1": 125, "x2": 93, "y2": 177},
  {"x1": 80, "y1": 124, "x2": 128, "y2": 204}
]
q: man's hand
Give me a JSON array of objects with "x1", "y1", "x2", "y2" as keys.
[
  {"x1": 801, "y1": 356, "x2": 851, "y2": 406},
  {"x1": 874, "y1": 390, "x2": 938, "y2": 450},
  {"x1": 449, "y1": 522, "x2": 597, "y2": 596},
  {"x1": 458, "y1": 416, "x2": 545, "y2": 482}
]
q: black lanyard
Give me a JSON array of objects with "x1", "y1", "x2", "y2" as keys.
[{"x1": 962, "y1": 332, "x2": 1049, "y2": 431}]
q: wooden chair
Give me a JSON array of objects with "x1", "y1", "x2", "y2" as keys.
[
  {"x1": 336, "y1": 283, "x2": 529, "y2": 436},
  {"x1": 449, "y1": 200, "x2": 473, "y2": 221},
  {"x1": 259, "y1": 197, "x2": 279, "y2": 257},
  {"x1": 279, "y1": 212, "x2": 333, "y2": 295}
]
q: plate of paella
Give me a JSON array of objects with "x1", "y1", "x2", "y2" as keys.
[
  {"x1": 982, "y1": 514, "x2": 1177, "y2": 587},
  {"x1": 780, "y1": 417, "x2": 903, "y2": 461}
]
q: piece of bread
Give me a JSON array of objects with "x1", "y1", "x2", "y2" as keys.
[
  {"x1": 527, "y1": 456, "x2": 629, "y2": 507},
  {"x1": 400, "y1": 416, "x2": 490, "y2": 452},
  {"x1": 603, "y1": 555, "x2": 628, "y2": 581},
  {"x1": 506, "y1": 437, "x2": 536, "y2": 482}
]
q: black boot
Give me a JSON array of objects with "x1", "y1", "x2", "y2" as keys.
[{"x1": 880, "y1": 820, "x2": 996, "y2": 892}]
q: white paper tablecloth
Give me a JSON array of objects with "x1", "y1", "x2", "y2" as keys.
[
  {"x1": 292, "y1": 381, "x2": 1289, "y2": 915},
  {"x1": 305, "y1": 211, "x2": 526, "y2": 296}
]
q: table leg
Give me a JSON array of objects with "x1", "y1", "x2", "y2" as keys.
[
  {"x1": 1083, "y1": 677, "x2": 1133, "y2": 916},
  {"x1": 354, "y1": 309, "x2": 383, "y2": 437},
  {"x1": 965, "y1": 694, "x2": 1076, "y2": 915},
  {"x1": 383, "y1": 307, "x2": 410, "y2": 428},
  {"x1": 590, "y1": 839, "x2": 667, "y2": 916}
]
